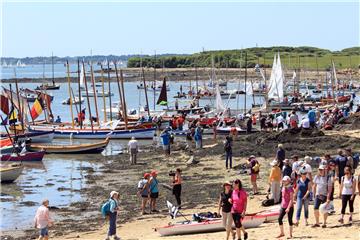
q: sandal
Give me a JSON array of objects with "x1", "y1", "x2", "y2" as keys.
[
  {"x1": 311, "y1": 224, "x2": 320, "y2": 228},
  {"x1": 321, "y1": 224, "x2": 326, "y2": 228},
  {"x1": 338, "y1": 218, "x2": 344, "y2": 224},
  {"x1": 276, "y1": 234, "x2": 285, "y2": 238},
  {"x1": 244, "y1": 232, "x2": 248, "y2": 240}
]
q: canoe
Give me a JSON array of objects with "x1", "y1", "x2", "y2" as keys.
[
  {"x1": 216, "y1": 126, "x2": 258, "y2": 135},
  {"x1": 0, "y1": 164, "x2": 23, "y2": 183},
  {"x1": 29, "y1": 138, "x2": 109, "y2": 154},
  {"x1": 156, "y1": 215, "x2": 265, "y2": 236},
  {"x1": 1, "y1": 131, "x2": 54, "y2": 143},
  {"x1": 255, "y1": 206, "x2": 280, "y2": 222},
  {"x1": 29, "y1": 127, "x2": 156, "y2": 139},
  {"x1": 1, "y1": 151, "x2": 45, "y2": 162}
]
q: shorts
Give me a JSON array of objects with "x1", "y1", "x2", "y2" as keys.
[
  {"x1": 150, "y1": 192, "x2": 159, "y2": 199},
  {"x1": 40, "y1": 227, "x2": 49, "y2": 237},
  {"x1": 232, "y1": 213, "x2": 243, "y2": 228},
  {"x1": 314, "y1": 195, "x2": 327, "y2": 210},
  {"x1": 141, "y1": 194, "x2": 149, "y2": 198},
  {"x1": 251, "y1": 173, "x2": 258, "y2": 182}
]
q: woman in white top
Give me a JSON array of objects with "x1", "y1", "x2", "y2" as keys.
[{"x1": 339, "y1": 166, "x2": 356, "y2": 224}]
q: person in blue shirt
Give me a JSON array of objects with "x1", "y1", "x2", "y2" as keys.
[
  {"x1": 294, "y1": 169, "x2": 311, "y2": 226},
  {"x1": 160, "y1": 129, "x2": 171, "y2": 155},
  {"x1": 55, "y1": 116, "x2": 61, "y2": 123},
  {"x1": 106, "y1": 191, "x2": 120, "y2": 240},
  {"x1": 307, "y1": 107, "x2": 316, "y2": 128},
  {"x1": 194, "y1": 123, "x2": 203, "y2": 149}
]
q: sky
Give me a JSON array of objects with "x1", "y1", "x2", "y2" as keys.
[{"x1": 1, "y1": 0, "x2": 359, "y2": 57}]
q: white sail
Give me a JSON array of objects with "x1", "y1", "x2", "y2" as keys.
[
  {"x1": 267, "y1": 55, "x2": 278, "y2": 100},
  {"x1": 215, "y1": 84, "x2": 225, "y2": 112},
  {"x1": 332, "y1": 60, "x2": 338, "y2": 90},
  {"x1": 275, "y1": 53, "x2": 284, "y2": 102},
  {"x1": 245, "y1": 81, "x2": 253, "y2": 95}
]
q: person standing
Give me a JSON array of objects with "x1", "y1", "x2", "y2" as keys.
[
  {"x1": 148, "y1": 170, "x2": 160, "y2": 213},
  {"x1": 308, "y1": 107, "x2": 317, "y2": 128},
  {"x1": 276, "y1": 144, "x2": 285, "y2": 170},
  {"x1": 175, "y1": 98, "x2": 179, "y2": 110},
  {"x1": 160, "y1": 129, "x2": 171, "y2": 155},
  {"x1": 34, "y1": 199, "x2": 53, "y2": 240},
  {"x1": 194, "y1": 123, "x2": 203, "y2": 149},
  {"x1": 282, "y1": 159, "x2": 292, "y2": 178},
  {"x1": 246, "y1": 116, "x2": 252, "y2": 134},
  {"x1": 218, "y1": 181, "x2": 235, "y2": 240},
  {"x1": 277, "y1": 176, "x2": 294, "y2": 239},
  {"x1": 172, "y1": 168, "x2": 182, "y2": 208},
  {"x1": 294, "y1": 168, "x2": 311, "y2": 226},
  {"x1": 137, "y1": 173, "x2": 150, "y2": 215},
  {"x1": 312, "y1": 165, "x2": 333, "y2": 228},
  {"x1": 105, "y1": 191, "x2": 120, "y2": 240},
  {"x1": 338, "y1": 166, "x2": 356, "y2": 224},
  {"x1": 269, "y1": 159, "x2": 282, "y2": 204},
  {"x1": 224, "y1": 135, "x2": 233, "y2": 169},
  {"x1": 335, "y1": 149, "x2": 348, "y2": 197},
  {"x1": 229, "y1": 179, "x2": 248, "y2": 240},
  {"x1": 128, "y1": 136, "x2": 138, "y2": 165},
  {"x1": 248, "y1": 155, "x2": 259, "y2": 195}
]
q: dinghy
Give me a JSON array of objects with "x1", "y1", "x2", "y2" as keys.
[
  {"x1": 0, "y1": 164, "x2": 23, "y2": 183},
  {"x1": 1, "y1": 151, "x2": 45, "y2": 162},
  {"x1": 29, "y1": 138, "x2": 109, "y2": 154},
  {"x1": 1, "y1": 131, "x2": 54, "y2": 143}
]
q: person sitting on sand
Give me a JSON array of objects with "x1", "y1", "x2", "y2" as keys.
[
  {"x1": 294, "y1": 168, "x2": 311, "y2": 226},
  {"x1": 338, "y1": 166, "x2": 356, "y2": 224},
  {"x1": 300, "y1": 116, "x2": 310, "y2": 129},
  {"x1": 34, "y1": 199, "x2": 53, "y2": 240},
  {"x1": 229, "y1": 179, "x2": 248, "y2": 240},
  {"x1": 312, "y1": 165, "x2": 333, "y2": 228},
  {"x1": 137, "y1": 173, "x2": 150, "y2": 215},
  {"x1": 218, "y1": 181, "x2": 235, "y2": 240},
  {"x1": 277, "y1": 176, "x2": 294, "y2": 238},
  {"x1": 248, "y1": 155, "x2": 259, "y2": 195},
  {"x1": 105, "y1": 191, "x2": 120, "y2": 240},
  {"x1": 149, "y1": 170, "x2": 160, "y2": 213},
  {"x1": 269, "y1": 159, "x2": 282, "y2": 204}
]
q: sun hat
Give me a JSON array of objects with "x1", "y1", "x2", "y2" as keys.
[
  {"x1": 144, "y1": 173, "x2": 151, "y2": 178},
  {"x1": 304, "y1": 156, "x2": 312, "y2": 163},
  {"x1": 248, "y1": 155, "x2": 256, "y2": 160},
  {"x1": 299, "y1": 168, "x2": 307, "y2": 175},
  {"x1": 223, "y1": 181, "x2": 232, "y2": 187},
  {"x1": 110, "y1": 191, "x2": 119, "y2": 198},
  {"x1": 278, "y1": 144, "x2": 283, "y2": 148},
  {"x1": 270, "y1": 159, "x2": 278, "y2": 166},
  {"x1": 318, "y1": 165, "x2": 326, "y2": 170},
  {"x1": 282, "y1": 176, "x2": 291, "y2": 182},
  {"x1": 151, "y1": 170, "x2": 158, "y2": 176},
  {"x1": 283, "y1": 159, "x2": 290, "y2": 163}
]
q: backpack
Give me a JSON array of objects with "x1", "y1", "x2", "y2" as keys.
[
  {"x1": 261, "y1": 198, "x2": 275, "y2": 207},
  {"x1": 353, "y1": 153, "x2": 359, "y2": 170},
  {"x1": 253, "y1": 161, "x2": 260, "y2": 173},
  {"x1": 101, "y1": 199, "x2": 111, "y2": 217}
]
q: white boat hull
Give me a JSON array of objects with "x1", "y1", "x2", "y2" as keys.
[{"x1": 0, "y1": 165, "x2": 23, "y2": 183}]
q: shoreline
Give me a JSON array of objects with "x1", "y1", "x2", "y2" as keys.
[{"x1": 2, "y1": 127, "x2": 360, "y2": 239}]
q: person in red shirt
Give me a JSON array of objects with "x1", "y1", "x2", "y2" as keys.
[{"x1": 229, "y1": 179, "x2": 248, "y2": 240}]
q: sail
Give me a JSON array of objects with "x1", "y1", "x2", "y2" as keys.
[
  {"x1": 267, "y1": 55, "x2": 278, "y2": 100},
  {"x1": 246, "y1": 82, "x2": 253, "y2": 95},
  {"x1": 215, "y1": 84, "x2": 225, "y2": 112},
  {"x1": 332, "y1": 61, "x2": 338, "y2": 90},
  {"x1": 275, "y1": 53, "x2": 284, "y2": 102},
  {"x1": 156, "y1": 77, "x2": 168, "y2": 105}
]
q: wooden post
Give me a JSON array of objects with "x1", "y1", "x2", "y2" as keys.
[
  {"x1": 90, "y1": 63, "x2": 99, "y2": 125},
  {"x1": 107, "y1": 61, "x2": 113, "y2": 121},
  {"x1": 77, "y1": 59, "x2": 82, "y2": 129},
  {"x1": 114, "y1": 62, "x2": 124, "y2": 121},
  {"x1": 100, "y1": 65, "x2": 107, "y2": 122},
  {"x1": 66, "y1": 60, "x2": 74, "y2": 128},
  {"x1": 82, "y1": 61, "x2": 94, "y2": 132}
]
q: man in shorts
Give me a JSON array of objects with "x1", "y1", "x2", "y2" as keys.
[{"x1": 34, "y1": 199, "x2": 53, "y2": 240}]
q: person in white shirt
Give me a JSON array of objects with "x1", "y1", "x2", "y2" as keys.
[
  {"x1": 301, "y1": 117, "x2": 310, "y2": 129},
  {"x1": 302, "y1": 156, "x2": 313, "y2": 181},
  {"x1": 128, "y1": 136, "x2": 138, "y2": 165},
  {"x1": 34, "y1": 199, "x2": 53, "y2": 240},
  {"x1": 276, "y1": 114, "x2": 285, "y2": 130}
]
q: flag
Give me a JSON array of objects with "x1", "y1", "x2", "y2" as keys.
[
  {"x1": 30, "y1": 98, "x2": 44, "y2": 120},
  {"x1": 9, "y1": 108, "x2": 17, "y2": 125},
  {"x1": 0, "y1": 95, "x2": 9, "y2": 114}
]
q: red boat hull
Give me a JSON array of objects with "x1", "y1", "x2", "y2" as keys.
[{"x1": 1, "y1": 151, "x2": 45, "y2": 162}]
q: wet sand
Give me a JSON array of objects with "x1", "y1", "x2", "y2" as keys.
[{"x1": 3, "y1": 125, "x2": 360, "y2": 240}]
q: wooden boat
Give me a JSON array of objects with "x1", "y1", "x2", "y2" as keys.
[
  {"x1": 81, "y1": 90, "x2": 114, "y2": 97},
  {"x1": 1, "y1": 131, "x2": 54, "y2": 143},
  {"x1": 0, "y1": 164, "x2": 23, "y2": 183},
  {"x1": 29, "y1": 138, "x2": 109, "y2": 154},
  {"x1": 62, "y1": 96, "x2": 84, "y2": 105},
  {"x1": 156, "y1": 214, "x2": 265, "y2": 236},
  {"x1": 1, "y1": 151, "x2": 45, "y2": 162},
  {"x1": 216, "y1": 126, "x2": 258, "y2": 135},
  {"x1": 29, "y1": 127, "x2": 156, "y2": 139},
  {"x1": 35, "y1": 83, "x2": 60, "y2": 90}
]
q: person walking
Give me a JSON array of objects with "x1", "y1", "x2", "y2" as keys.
[
  {"x1": 172, "y1": 168, "x2": 182, "y2": 208},
  {"x1": 224, "y1": 135, "x2": 233, "y2": 169},
  {"x1": 105, "y1": 191, "x2": 120, "y2": 240},
  {"x1": 277, "y1": 176, "x2": 294, "y2": 239},
  {"x1": 149, "y1": 170, "x2": 160, "y2": 213},
  {"x1": 229, "y1": 179, "x2": 248, "y2": 240},
  {"x1": 218, "y1": 181, "x2": 235, "y2": 240},
  {"x1": 137, "y1": 173, "x2": 150, "y2": 215},
  {"x1": 34, "y1": 199, "x2": 53, "y2": 240},
  {"x1": 335, "y1": 149, "x2": 348, "y2": 197},
  {"x1": 269, "y1": 159, "x2": 282, "y2": 204},
  {"x1": 338, "y1": 166, "x2": 356, "y2": 224},
  {"x1": 194, "y1": 123, "x2": 203, "y2": 149},
  {"x1": 128, "y1": 136, "x2": 138, "y2": 165},
  {"x1": 160, "y1": 129, "x2": 171, "y2": 155},
  {"x1": 312, "y1": 165, "x2": 333, "y2": 228},
  {"x1": 248, "y1": 155, "x2": 259, "y2": 195},
  {"x1": 294, "y1": 168, "x2": 311, "y2": 226},
  {"x1": 282, "y1": 159, "x2": 292, "y2": 178},
  {"x1": 276, "y1": 144, "x2": 285, "y2": 170}
]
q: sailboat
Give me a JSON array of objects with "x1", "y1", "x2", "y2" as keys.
[
  {"x1": 16, "y1": 60, "x2": 26, "y2": 68},
  {"x1": 35, "y1": 54, "x2": 60, "y2": 90},
  {"x1": 80, "y1": 64, "x2": 112, "y2": 97}
]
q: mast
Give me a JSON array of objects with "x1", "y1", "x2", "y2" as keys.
[
  {"x1": 195, "y1": 65, "x2": 199, "y2": 95},
  {"x1": 66, "y1": 60, "x2": 74, "y2": 128},
  {"x1": 119, "y1": 69, "x2": 128, "y2": 129},
  {"x1": 77, "y1": 59, "x2": 82, "y2": 129},
  {"x1": 51, "y1": 52, "x2": 55, "y2": 86},
  {"x1": 153, "y1": 51, "x2": 157, "y2": 111},
  {"x1": 100, "y1": 66, "x2": 107, "y2": 122},
  {"x1": 107, "y1": 61, "x2": 113, "y2": 121},
  {"x1": 114, "y1": 62, "x2": 124, "y2": 121},
  {"x1": 244, "y1": 52, "x2": 247, "y2": 114},
  {"x1": 236, "y1": 50, "x2": 243, "y2": 112},
  {"x1": 90, "y1": 62, "x2": 99, "y2": 125},
  {"x1": 142, "y1": 67, "x2": 150, "y2": 117},
  {"x1": 9, "y1": 84, "x2": 17, "y2": 136},
  {"x1": 82, "y1": 61, "x2": 94, "y2": 132},
  {"x1": 14, "y1": 78, "x2": 24, "y2": 131}
]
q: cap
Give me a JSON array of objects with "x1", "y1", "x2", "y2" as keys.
[
  {"x1": 151, "y1": 170, "x2": 158, "y2": 176},
  {"x1": 283, "y1": 159, "x2": 290, "y2": 163},
  {"x1": 248, "y1": 155, "x2": 256, "y2": 160},
  {"x1": 282, "y1": 176, "x2": 291, "y2": 182},
  {"x1": 299, "y1": 168, "x2": 307, "y2": 175},
  {"x1": 304, "y1": 156, "x2": 312, "y2": 162},
  {"x1": 270, "y1": 159, "x2": 278, "y2": 166},
  {"x1": 223, "y1": 181, "x2": 232, "y2": 187},
  {"x1": 318, "y1": 165, "x2": 326, "y2": 170},
  {"x1": 144, "y1": 173, "x2": 151, "y2": 178},
  {"x1": 110, "y1": 191, "x2": 119, "y2": 198},
  {"x1": 278, "y1": 144, "x2": 283, "y2": 148}
]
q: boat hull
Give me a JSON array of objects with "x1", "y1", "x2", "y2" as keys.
[
  {"x1": 1, "y1": 131, "x2": 54, "y2": 143},
  {"x1": 0, "y1": 165, "x2": 23, "y2": 182},
  {"x1": 1, "y1": 151, "x2": 45, "y2": 162}
]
